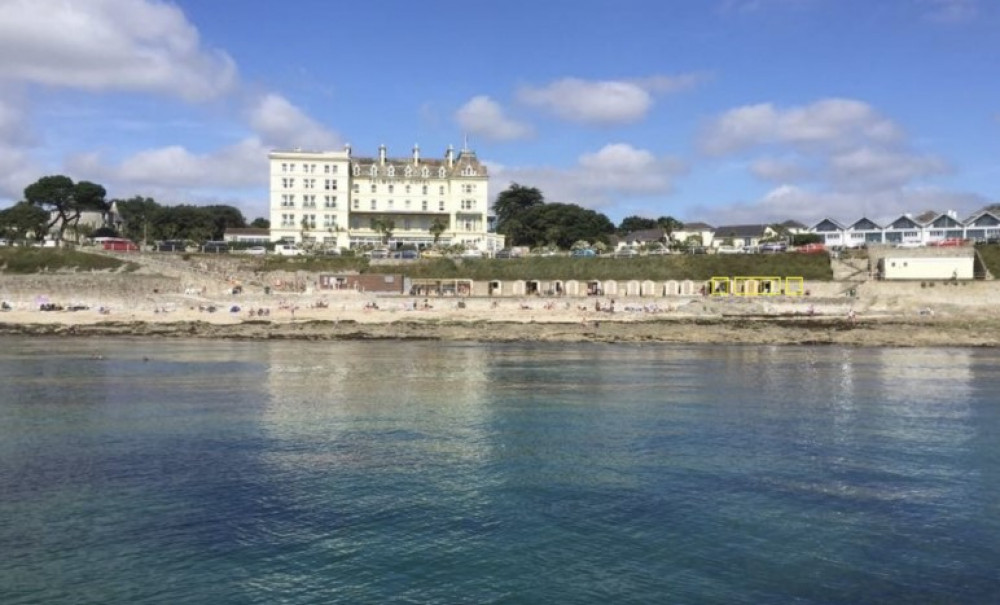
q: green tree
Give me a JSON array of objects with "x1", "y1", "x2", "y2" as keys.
[
  {"x1": 656, "y1": 216, "x2": 684, "y2": 243},
  {"x1": 23, "y1": 175, "x2": 108, "y2": 244},
  {"x1": 113, "y1": 196, "x2": 160, "y2": 244},
  {"x1": 371, "y1": 217, "x2": 395, "y2": 246},
  {"x1": 493, "y1": 183, "x2": 544, "y2": 237},
  {"x1": 617, "y1": 215, "x2": 657, "y2": 235},
  {"x1": 429, "y1": 217, "x2": 448, "y2": 245},
  {"x1": 516, "y1": 203, "x2": 615, "y2": 249},
  {"x1": 0, "y1": 202, "x2": 49, "y2": 243},
  {"x1": 250, "y1": 217, "x2": 271, "y2": 229}
]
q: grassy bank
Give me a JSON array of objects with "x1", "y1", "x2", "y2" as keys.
[
  {"x1": 976, "y1": 243, "x2": 1000, "y2": 277},
  {"x1": 249, "y1": 252, "x2": 833, "y2": 281},
  {"x1": 0, "y1": 248, "x2": 139, "y2": 274}
]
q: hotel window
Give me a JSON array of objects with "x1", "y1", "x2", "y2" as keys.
[
  {"x1": 404, "y1": 219, "x2": 411, "y2": 230},
  {"x1": 281, "y1": 163, "x2": 288, "y2": 172},
  {"x1": 331, "y1": 165, "x2": 338, "y2": 174},
  {"x1": 439, "y1": 186, "x2": 445, "y2": 195},
  {"x1": 290, "y1": 164, "x2": 296, "y2": 172},
  {"x1": 422, "y1": 185, "x2": 428, "y2": 194},
  {"x1": 324, "y1": 165, "x2": 330, "y2": 174},
  {"x1": 388, "y1": 184, "x2": 394, "y2": 194},
  {"x1": 353, "y1": 183, "x2": 360, "y2": 193},
  {"x1": 325, "y1": 196, "x2": 337, "y2": 208},
  {"x1": 387, "y1": 166, "x2": 395, "y2": 177},
  {"x1": 370, "y1": 199, "x2": 376, "y2": 210},
  {"x1": 371, "y1": 184, "x2": 377, "y2": 193},
  {"x1": 353, "y1": 199, "x2": 359, "y2": 210},
  {"x1": 439, "y1": 201, "x2": 445, "y2": 211},
  {"x1": 464, "y1": 220, "x2": 473, "y2": 231},
  {"x1": 422, "y1": 201, "x2": 428, "y2": 211},
  {"x1": 303, "y1": 195, "x2": 316, "y2": 208},
  {"x1": 405, "y1": 200, "x2": 411, "y2": 209},
  {"x1": 439, "y1": 168, "x2": 446, "y2": 178},
  {"x1": 388, "y1": 200, "x2": 394, "y2": 209},
  {"x1": 405, "y1": 185, "x2": 411, "y2": 194},
  {"x1": 353, "y1": 164, "x2": 360, "y2": 176},
  {"x1": 422, "y1": 167, "x2": 429, "y2": 177}
]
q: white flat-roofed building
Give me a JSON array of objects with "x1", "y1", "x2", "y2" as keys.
[{"x1": 268, "y1": 144, "x2": 504, "y2": 252}]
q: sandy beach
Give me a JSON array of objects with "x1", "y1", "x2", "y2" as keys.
[{"x1": 2, "y1": 272, "x2": 999, "y2": 346}]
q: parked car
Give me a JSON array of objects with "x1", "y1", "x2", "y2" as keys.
[
  {"x1": 614, "y1": 248, "x2": 639, "y2": 258},
  {"x1": 157, "y1": 240, "x2": 187, "y2": 252},
  {"x1": 494, "y1": 249, "x2": 519, "y2": 259},
  {"x1": 202, "y1": 241, "x2": 229, "y2": 253},
  {"x1": 274, "y1": 243, "x2": 303, "y2": 256},
  {"x1": 571, "y1": 248, "x2": 597, "y2": 258},
  {"x1": 894, "y1": 241, "x2": 923, "y2": 249},
  {"x1": 759, "y1": 242, "x2": 787, "y2": 253},
  {"x1": 461, "y1": 249, "x2": 484, "y2": 259},
  {"x1": 716, "y1": 246, "x2": 742, "y2": 254},
  {"x1": 930, "y1": 238, "x2": 967, "y2": 248},
  {"x1": 246, "y1": 246, "x2": 267, "y2": 255},
  {"x1": 796, "y1": 243, "x2": 827, "y2": 254}
]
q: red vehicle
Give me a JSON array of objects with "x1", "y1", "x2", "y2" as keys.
[
  {"x1": 796, "y1": 242, "x2": 827, "y2": 254},
  {"x1": 930, "y1": 238, "x2": 967, "y2": 248},
  {"x1": 98, "y1": 237, "x2": 139, "y2": 252}
]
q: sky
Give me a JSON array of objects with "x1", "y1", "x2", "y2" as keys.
[{"x1": 0, "y1": 0, "x2": 997, "y2": 227}]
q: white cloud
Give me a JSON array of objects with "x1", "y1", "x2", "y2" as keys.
[
  {"x1": 700, "y1": 98, "x2": 903, "y2": 155},
  {"x1": 827, "y1": 147, "x2": 950, "y2": 191},
  {"x1": 491, "y1": 143, "x2": 686, "y2": 210},
  {"x1": 455, "y1": 96, "x2": 533, "y2": 141},
  {"x1": 518, "y1": 74, "x2": 703, "y2": 126},
  {"x1": 0, "y1": 0, "x2": 237, "y2": 102},
  {"x1": 247, "y1": 93, "x2": 342, "y2": 150}
]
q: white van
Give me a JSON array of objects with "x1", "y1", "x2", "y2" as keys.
[{"x1": 274, "y1": 243, "x2": 303, "y2": 256}]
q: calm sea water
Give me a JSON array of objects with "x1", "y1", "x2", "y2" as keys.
[{"x1": 1, "y1": 337, "x2": 998, "y2": 604}]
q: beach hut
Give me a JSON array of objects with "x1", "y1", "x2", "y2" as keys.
[
  {"x1": 680, "y1": 280, "x2": 697, "y2": 295},
  {"x1": 586, "y1": 280, "x2": 603, "y2": 296},
  {"x1": 665, "y1": 280, "x2": 680, "y2": 296},
  {"x1": 626, "y1": 280, "x2": 641, "y2": 296},
  {"x1": 564, "y1": 280, "x2": 580, "y2": 296},
  {"x1": 603, "y1": 280, "x2": 619, "y2": 296},
  {"x1": 512, "y1": 280, "x2": 526, "y2": 296},
  {"x1": 488, "y1": 280, "x2": 502, "y2": 296},
  {"x1": 641, "y1": 280, "x2": 657, "y2": 296}
]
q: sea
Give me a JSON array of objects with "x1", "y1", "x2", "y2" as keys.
[{"x1": 1, "y1": 337, "x2": 998, "y2": 604}]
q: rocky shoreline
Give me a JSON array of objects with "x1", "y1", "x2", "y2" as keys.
[{"x1": 2, "y1": 315, "x2": 997, "y2": 347}]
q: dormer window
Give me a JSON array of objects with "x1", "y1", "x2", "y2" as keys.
[
  {"x1": 404, "y1": 166, "x2": 412, "y2": 177},
  {"x1": 353, "y1": 164, "x2": 360, "y2": 176},
  {"x1": 462, "y1": 166, "x2": 476, "y2": 176},
  {"x1": 438, "y1": 167, "x2": 446, "y2": 178},
  {"x1": 387, "y1": 166, "x2": 395, "y2": 177},
  {"x1": 370, "y1": 165, "x2": 377, "y2": 177},
  {"x1": 421, "y1": 167, "x2": 429, "y2": 178}
]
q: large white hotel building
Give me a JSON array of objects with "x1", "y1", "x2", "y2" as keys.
[{"x1": 268, "y1": 143, "x2": 504, "y2": 252}]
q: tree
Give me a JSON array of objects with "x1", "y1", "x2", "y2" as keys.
[
  {"x1": 250, "y1": 217, "x2": 270, "y2": 229},
  {"x1": 113, "y1": 196, "x2": 159, "y2": 244},
  {"x1": 23, "y1": 175, "x2": 107, "y2": 244},
  {"x1": 617, "y1": 215, "x2": 658, "y2": 235},
  {"x1": 371, "y1": 217, "x2": 395, "y2": 246},
  {"x1": 429, "y1": 217, "x2": 447, "y2": 246},
  {"x1": 0, "y1": 202, "x2": 49, "y2": 243},
  {"x1": 514, "y1": 203, "x2": 615, "y2": 249},
  {"x1": 657, "y1": 216, "x2": 684, "y2": 242},
  {"x1": 493, "y1": 183, "x2": 544, "y2": 236}
]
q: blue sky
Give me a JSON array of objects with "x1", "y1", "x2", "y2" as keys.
[{"x1": 0, "y1": 0, "x2": 997, "y2": 226}]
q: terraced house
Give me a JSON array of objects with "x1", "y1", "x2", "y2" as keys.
[{"x1": 268, "y1": 144, "x2": 504, "y2": 253}]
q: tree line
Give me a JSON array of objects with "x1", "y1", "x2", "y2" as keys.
[
  {"x1": 0, "y1": 175, "x2": 267, "y2": 245},
  {"x1": 492, "y1": 183, "x2": 685, "y2": 250}
]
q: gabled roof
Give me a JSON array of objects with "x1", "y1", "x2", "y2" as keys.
[
  {"x1": 849, "y1": 217, "x2": 882, "y2": 231},
  {"x1": 963, "y1": 209, "x2": 1000, "y2": 227},
  {"x1": 915, "y1": 209, "x2": 938, "y2": 223},
  {"x1": 811, "y1": 218, "x2": 848, "y2": 232},
  {"x1": 680, "y1": 221, "x2": 714, "y2": 231},
  {"x1": 780, "y1": 219, "x2": 808, "y2": 229},
  {"x1": 713, "y1": 224, "x2": 770, "y2": 238},
  {"x1": 926, "y1": 212, "x2": 962, "y2": 229},
  {"x1": 624, "y1": 228, "x2": 665, "y2": 244},
  {"x1": 885, "y1": 214, "x2": 921, "y2": 230}
]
